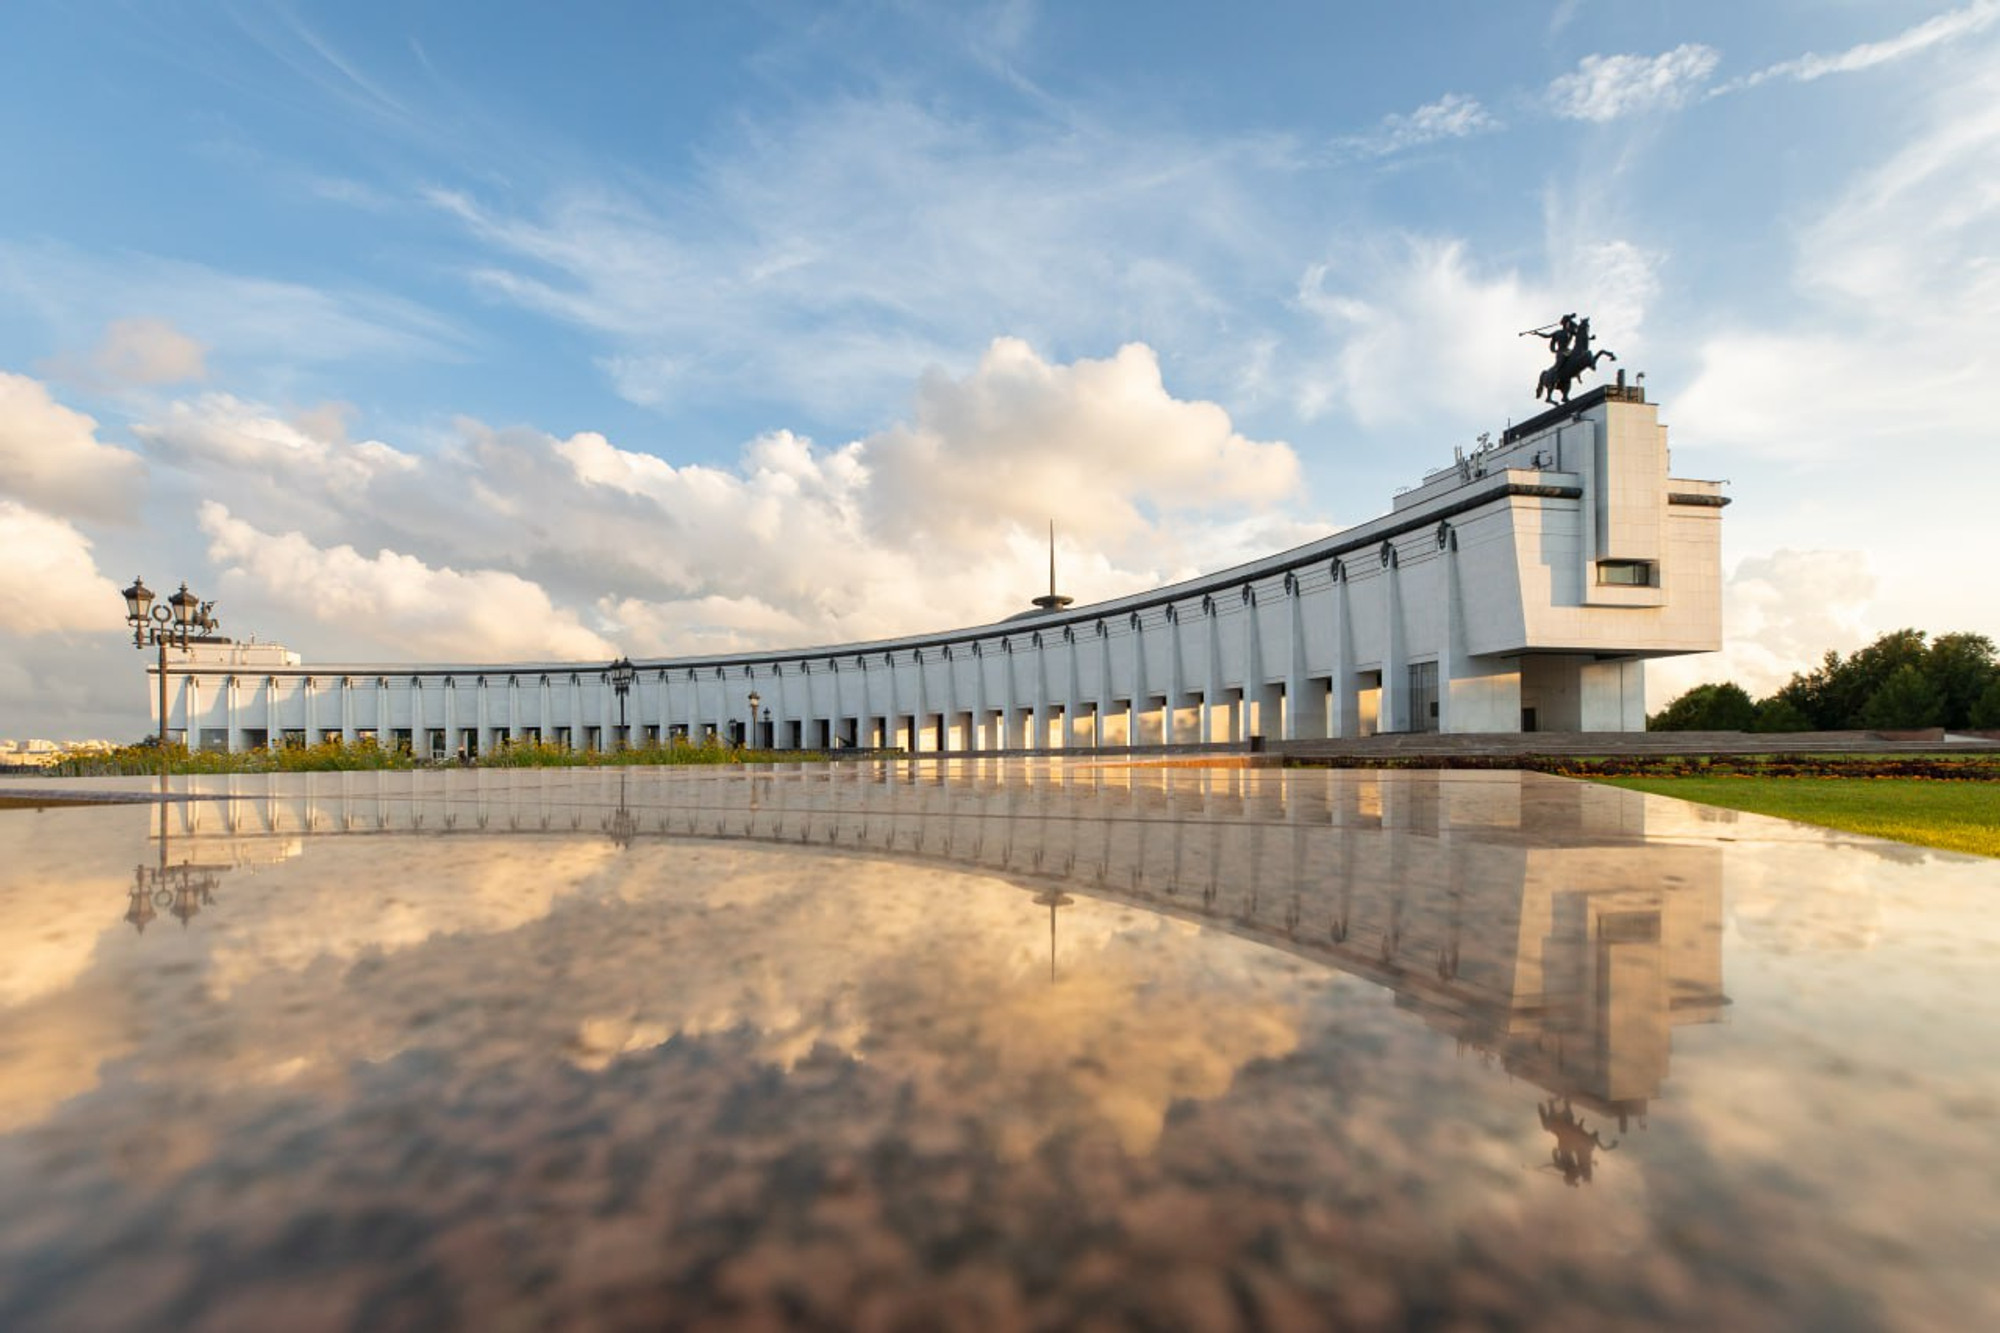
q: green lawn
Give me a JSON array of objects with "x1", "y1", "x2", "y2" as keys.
[{"x1": 1596, "y1": 776, "x2": 2000, "y2": 858}]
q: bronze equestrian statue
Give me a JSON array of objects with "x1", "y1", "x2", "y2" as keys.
[{"x1": 1523, "y1": 313, "x2": 1618, "y2": 404}]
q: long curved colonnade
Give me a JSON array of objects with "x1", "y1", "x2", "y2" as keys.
[{"x1": 158, "y1": 386, "x2": 1725, "y2": 755}]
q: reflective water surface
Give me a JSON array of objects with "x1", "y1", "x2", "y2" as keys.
[{"x1": 1, "y1": 764, "x2": 1994, "y2": 1330}]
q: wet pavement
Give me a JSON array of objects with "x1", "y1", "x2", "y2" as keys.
[{"x1": 1, "y1": 763, "x2": 1995, "y2": 1330}]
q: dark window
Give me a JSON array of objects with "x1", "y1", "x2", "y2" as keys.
[{"x1": 1597, "y1": 559, "x2": 1656, "y2": 586}]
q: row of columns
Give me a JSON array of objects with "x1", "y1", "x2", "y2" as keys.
[{"x1": 173, "y1": 531, "x2": 1477, "y2": 752}]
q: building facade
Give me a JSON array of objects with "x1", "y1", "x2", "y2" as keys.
[{"x1": 153, "y1": 386, "x2": 1725, "y2": 754}]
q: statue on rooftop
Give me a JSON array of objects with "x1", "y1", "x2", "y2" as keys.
[{"x1": 1522, "y1": 313, "x2": 1618, "y2": 405}]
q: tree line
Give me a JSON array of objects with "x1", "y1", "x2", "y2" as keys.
[{"x1": 1649, "y1": 630, "x2": 2000, "y2": 732}]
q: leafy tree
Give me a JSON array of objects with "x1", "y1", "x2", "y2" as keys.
[
  {"x1": 1774, "y1": 629, "x2": 1931, "y2": 729},
  {"x1": 1649, "y1": 682, "x2": 1757, "y2": 731},
  {"x1": 1857, "y1": 664, "x2": 1945, "y2": 730},
  {"x1": 1925, "y1": 632, "x2": 1999, "y2": 728},
  {"x1": 1969, "y1": 677, "x2": 2000, "y2": 730},
  {"x1": 1750, "y1": 696, "x2": 1811, "y2": 733}
]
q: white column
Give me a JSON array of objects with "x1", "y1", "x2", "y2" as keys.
[
  {"x1": 941, "y1": 651, "x2": 959, "y2": 752},
  {"x1": 1285, "y1": 580, "x2": 1307, "y2": 740},
  {"x1": 1382, "y1": 545, "x2": 1406, "y2": 734},
  {"x1": 1241, "y1": 593, "x2": 1265, "y2": 743},
  {"x1": 1331, "y1": 565, "x2": 1354, "y2": 739},
  {"x1": 1440, "y1": 531, "x2": 1460, "y2": 734},
  {"x1": 974, "y1": 647, "x2": 990, "y2": 750},
  {"x1": 341, "y1": 678, "x2": 356, "y2": 744},
  {"x1": 1165, "y1": 611, "x2": 1185, "y2": 745},
  {"x1": 1128, "y1": 614, "x2": 1146, "y2": 746},
  {"x1": 1201, "y1": 604, "x2": 1225, "y2": 744},
  {"x1": 1033, "y1": 635, "x2": 1051, "y2": 750},
  {"x1": 1065, "y1": 629, "x2": 1082, "y2": 749},
  {"x1": 1096, "y1": 626, "x2": 1113, "y2": 747},
  {"x1": 999, "y1": 644, "x2": 1018, "y2": 748}
]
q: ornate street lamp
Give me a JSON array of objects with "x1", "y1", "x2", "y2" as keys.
[
  {"x1": 607, "y1": 656, "x2": 637, "y2": 748},
  {"x1": 121, "y1": 576, "x2": 219, "y2": 777},
  {"x1": 746, "y1": 689, "x2": 761, "y2": 749}
]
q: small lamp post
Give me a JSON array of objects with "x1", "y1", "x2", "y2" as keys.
[
  {"x1": 608, "y1": 657, "x2": 636, "y2": 748},
  {"x1": 121, "y1": 576, "x2": 219, "y2": 778},
  {"x1": 746, "y1": 689, "x2": 761, "y2": 749}
]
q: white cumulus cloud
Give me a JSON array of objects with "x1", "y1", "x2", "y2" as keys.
[
  {"x1": 199, "y1": 503, "x2": 618, "y2": 663},
  {"x1": 1549, "y1": 44, "x2": 1720, "y2": 122},
  {"x1": 144, "y1": 341, "x2": 1314, "y2": 663},
  {"x1": 1296, "y1": 235, "x2": 1657, "y2": 429},
  {"x1": 0, "y1": 501, "x2": 127, "y2": 636},
  {"x1": 0, "y1": 371, "x2": 146, "y2": 523},
  {"x1": 1649, "y1": 549, "x2": 1880, "y2": 706}
]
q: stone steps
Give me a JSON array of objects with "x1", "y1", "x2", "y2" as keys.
[{"x1": 1272, "y1": 729, "x2": 2000, "y2": 760}]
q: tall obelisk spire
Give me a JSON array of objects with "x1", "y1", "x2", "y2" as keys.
[{"x1": 1031, "y1": 519, "x2": 1073, "y2": 612}]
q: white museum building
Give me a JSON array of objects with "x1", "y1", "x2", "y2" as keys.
[{"x1": 147, "y1": 384, "x2": 1725, "y2": 755}]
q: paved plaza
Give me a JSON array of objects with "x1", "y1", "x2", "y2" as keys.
[{"x1": 2, "y1": 763, "x2": 1994, "y2": 1329}]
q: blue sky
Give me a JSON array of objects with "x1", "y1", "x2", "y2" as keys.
[{"x1": 2, "y1": 1, "x2": 1996, "y2": 738}]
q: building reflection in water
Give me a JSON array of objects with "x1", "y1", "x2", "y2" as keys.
[{"x1": 151, "y1": 764, "x2": 1726, "y2": 1180}]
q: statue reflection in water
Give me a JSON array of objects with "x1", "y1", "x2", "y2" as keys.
[
  {"x1": 151, "y1": 766, "x2": 1725, "y2": 1185},
  {"x1": 1539, "y1": 1098, "x2": 1619, "y2": 1187}
]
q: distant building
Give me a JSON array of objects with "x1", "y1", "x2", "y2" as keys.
[
  {"x1": 145, "y1": 386, "x2": 1722, "y2": 754},
  {"x1": 1, "y1": 738, "x2": 118, "y2": 768}
]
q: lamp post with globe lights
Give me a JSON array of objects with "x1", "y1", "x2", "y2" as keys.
[
  {"x1": 120, "y1": 577, "x2": 220, "y2": 777},
  {"x1": 607, "y1": 657, "x2": 637, "y2": 749}
]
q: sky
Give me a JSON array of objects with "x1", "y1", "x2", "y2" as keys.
[{"x1": 2, "y1": 0, "x2": 1996, "y2": 741}]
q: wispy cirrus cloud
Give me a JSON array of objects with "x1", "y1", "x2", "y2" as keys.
[
  {"x1": 426, "y1": 96, "x2": 1297, "y2": 418},
  {"x1": 1332, "y1": 93, "x2": 1499, "y2": 160},
  {"x1": 1548, "y1": 44, "x2": 1720, "y2": 121},
  {"x1": 0, "y1": 242, "x2": 465, "y2": 384},
  {"x1": 1719, "y1": 1, "x2": 1999, "y2": 92}
]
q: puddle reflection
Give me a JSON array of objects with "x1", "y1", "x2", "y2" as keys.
[{"x1": 0, "y1": 764, "x2": 1991, "y2": 1331}]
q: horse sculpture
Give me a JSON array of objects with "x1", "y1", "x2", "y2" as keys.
[
  {"x1": 1538, "y1": 1097, "x2": 1619, "y2": 1186},
  {"x1": 1533, "y1": 315, "x2": 1618, "y2": 404}
]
